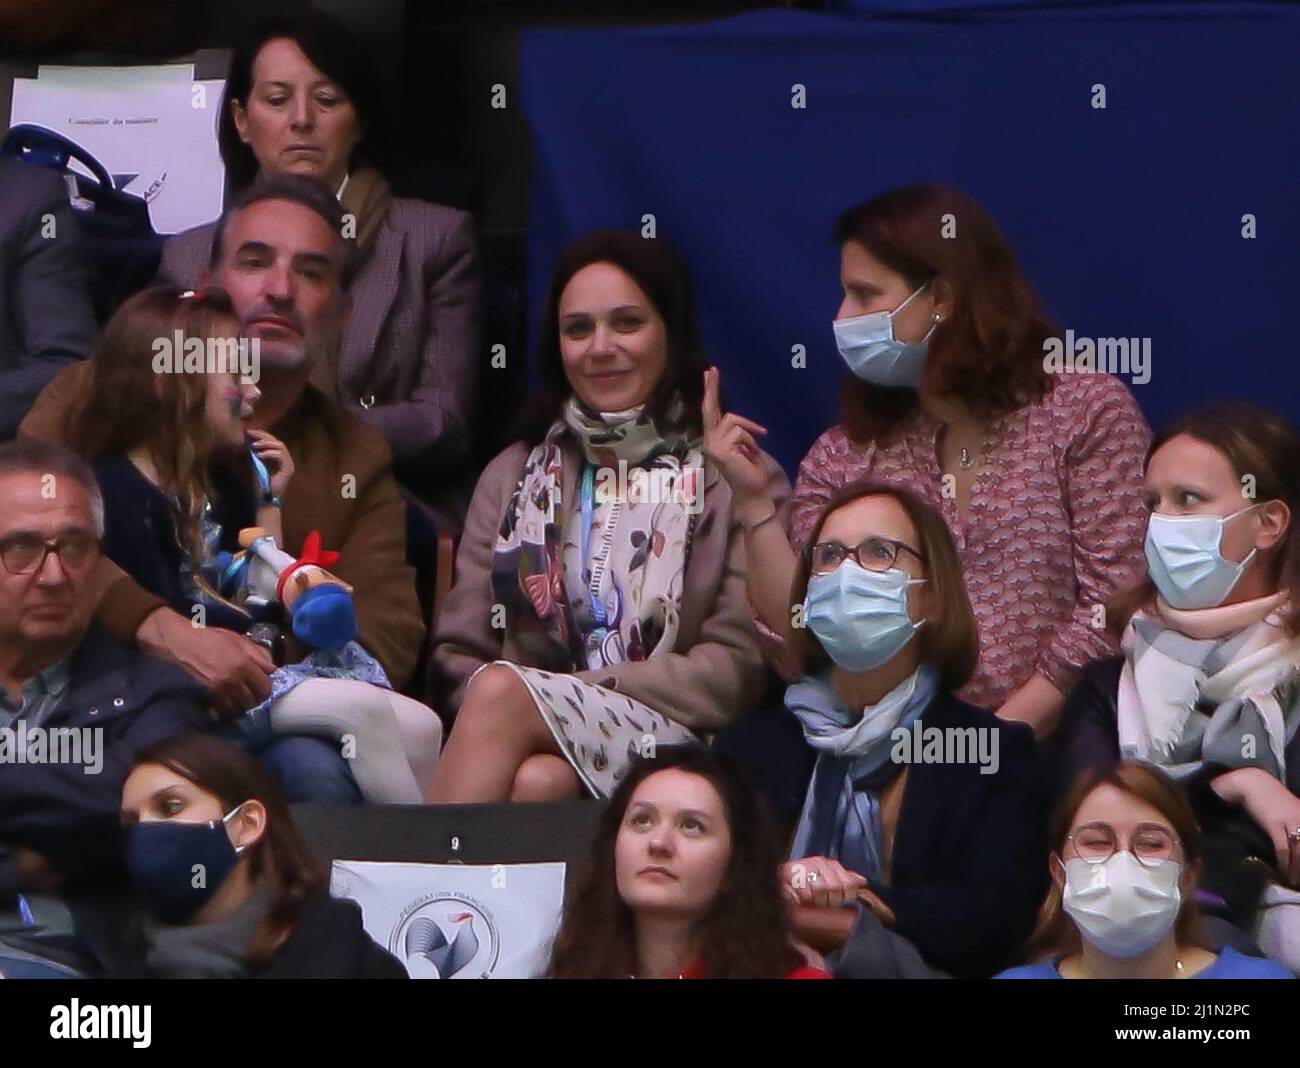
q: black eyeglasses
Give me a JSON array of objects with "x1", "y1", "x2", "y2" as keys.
[
  {"x1": 808, "y1": 536, "x2": 927, "y2": 575},
  {"x1": 0, "y1": 533, "x2": 101, "y2": 576}
]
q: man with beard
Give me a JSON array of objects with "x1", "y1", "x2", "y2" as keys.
[{"x1": 20, "y1": 175, "x2": 425, "y2": 803}]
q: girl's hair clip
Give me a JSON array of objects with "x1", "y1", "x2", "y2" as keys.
[{"x1": 179, "y1": 288, "x2": 208, "y2": 303}]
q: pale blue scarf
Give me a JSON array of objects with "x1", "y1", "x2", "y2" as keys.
[{"x1": 788, "y1": 665, "x2": 940, "y2": 882}]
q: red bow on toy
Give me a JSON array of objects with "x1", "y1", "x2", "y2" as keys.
[
  {"x1": 275, "y1": 530, "x2": 343, "y2": 601},
  {"x1": 298, "y1": 530, "x2": 341, "y2": 569}
]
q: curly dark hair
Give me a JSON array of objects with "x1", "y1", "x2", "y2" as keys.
[{"x1": 546, "y1": 744, "x2": 805, "y2": 979}]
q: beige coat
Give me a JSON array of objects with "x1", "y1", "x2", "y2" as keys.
[{"x1": 431, "y1": 436, "x2": 791, "y2": 732}]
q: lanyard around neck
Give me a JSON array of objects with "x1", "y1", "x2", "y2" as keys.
[{"x1": 579, "y1": 463, "x2": 620, "y2": 629}]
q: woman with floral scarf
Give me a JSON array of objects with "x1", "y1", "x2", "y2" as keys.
[{"x1": 429, "y1": 230, "x2": 789, "y2": 801}]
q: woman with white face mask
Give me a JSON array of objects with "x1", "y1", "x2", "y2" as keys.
[
  {"x1": 779, "y1": 479, "x2": 1048, "y2": 978},
  {"x1": 998, "y1": 762, "x2": 1292, "y2": 979},
  {"x1": 1057, "y1": 403, "x2": 1300, "y2": 972},
  {"x1": 705, "y1": 183, "x2": 1151, "y2": 740}
]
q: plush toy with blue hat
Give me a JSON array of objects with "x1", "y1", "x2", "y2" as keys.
[{"x1": 234, "y1": 527, "x2": 358, "y2": 650}]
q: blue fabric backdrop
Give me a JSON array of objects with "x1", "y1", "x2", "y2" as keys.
[{"x1": 521, "y1": 5, "x2": 1299, "y2": 476}]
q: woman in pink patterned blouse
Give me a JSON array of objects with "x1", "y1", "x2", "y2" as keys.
[{"x1": 703, "y1": 184, "x2": 1151, "y2": 735}]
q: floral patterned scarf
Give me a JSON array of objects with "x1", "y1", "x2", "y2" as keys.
[{"x1": 491, "y1": 396, "x2": 703, "y2": 671}]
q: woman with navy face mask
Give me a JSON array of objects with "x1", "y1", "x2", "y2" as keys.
[
  {"x1": 105, "y1": 733, "x2": 405, "y2": 978},
  {"x1": 780, "y1": 479, "x2": 1048, "y2": 978},
  {"x1": 1058, "y1": 402, "x2": 1300, "y2": 972},
  {"x1": 706, "y1": 184, "x2": 1151, "y2": 739}
]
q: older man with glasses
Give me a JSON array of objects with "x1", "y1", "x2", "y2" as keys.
[{"x1": 0, "y1": 439, "x2": 206, "y2": 914}]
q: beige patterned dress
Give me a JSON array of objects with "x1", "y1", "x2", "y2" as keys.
[{"x1": 497, "y1": 485, "x2": 695, "y2": 797}]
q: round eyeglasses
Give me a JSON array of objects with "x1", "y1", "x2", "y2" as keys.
[
  {"x1": 809, "y1": 536, "x2": 927, "y2": 575},
  {"x1": 1066, "y1": 821, "x2": 1181, "y2": 867}
]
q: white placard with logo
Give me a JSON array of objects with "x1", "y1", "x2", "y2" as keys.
[{"x1": 330, "y1": 860, "x2": 567, "y2": 979}]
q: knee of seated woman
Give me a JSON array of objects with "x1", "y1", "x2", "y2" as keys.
[
  {"x1": 512, "y1": 754, "x2": 579, "y2": 800},
  {"x1": 464, "y1": 663, "x2": 529, "y2": 710}
]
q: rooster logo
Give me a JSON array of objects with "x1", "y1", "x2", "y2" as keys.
[{"x1": 403, "y1": 912, "x2": 480, "y2": 979}]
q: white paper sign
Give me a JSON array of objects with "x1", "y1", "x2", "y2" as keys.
[
  {"x1": 10, "y1": 64, "x2": 226, "y2": 235},
  {"x1": 330, "y1": 860, "x2": 567, "y2": 979}
]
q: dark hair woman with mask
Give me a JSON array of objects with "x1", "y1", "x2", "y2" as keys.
[
  {"x1": 104, "y1": 733, "x2": 406, "y2": 978},
  {"x1": 547, "y1": 744, "x2": 828, "y2": 978},
  {"x1": 705, "y1": 183, "x2": 1151, "y2": 738},
  {"x1": 780, "y1": 478, "x2": 1047, "y2": 978},
  {"x1": 998, "y1": 762, "x2": 1291, "y2": 979},
  {"x1": 1057, "y1": 402, "x2": 1300, "y2": 973}
]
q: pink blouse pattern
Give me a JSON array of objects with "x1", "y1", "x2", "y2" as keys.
[{"x1": 790, "y1": 372, "x2": 1152, "y2": 710}]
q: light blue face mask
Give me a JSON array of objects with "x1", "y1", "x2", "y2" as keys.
[
  {"x1": 803, "y1": 561, "x2": 926, "y2": 672},
  {"x1": 1144, "y1": 503, "x2": 1261, "y2": 610},
  {"x1": 832, "y1": 282, "x2": 938, "y2": 388}
]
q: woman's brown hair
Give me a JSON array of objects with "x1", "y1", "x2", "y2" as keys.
[
  {"x1": 130, "y1": 733, "x2": 325, "y2": 972},
  {"x1": 789, "y1": 478, "x2": 980, "y2": 691},
  {"x1": 834, "y1": 183, "x2": 1056, "y2": 445},
  {"x1": 546, "y1": 744, "x2": 806, "y2": 979},
  {"x1": 66, "y1": 284, "x2": 244, "y2": 602},
  {"x1": 1107, "y1": 401, "x2": 1300, "y2": 635},
  {"x1": 1027, "y1": 761, "x2": 1202, "y2": 963}
]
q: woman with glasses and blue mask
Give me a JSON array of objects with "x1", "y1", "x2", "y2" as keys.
[
  {"x1": 706, "y1": 184, "x2": 1151, "y2": 739},
  {"x1": 94, "y1": 733, "x2": 406, "y2": 978},
  {"x1": 998, "y1": 762, "x2": 1292, "y2": 979},
  {"x1": 1058, "y1": 402, "x2": 1300, "y2": 973},
  {"x1": 779, "y1": 479, "x2": 1047, "y2": 978}
]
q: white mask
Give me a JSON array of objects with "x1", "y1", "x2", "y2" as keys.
[{"x1": 1062, "y1": 852, "x2": 1182, "y2": 958}]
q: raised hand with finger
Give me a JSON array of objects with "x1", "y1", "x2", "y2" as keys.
[{"x1": 701, "y1": 367, "x2": 774, "y2": 522}]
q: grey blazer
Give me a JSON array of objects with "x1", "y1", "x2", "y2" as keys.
[
  {"x1": 0, "y1": 158, "x2": 96, "y2": 439},
  {"x1": 159, "y1": 196, "x2": 481, "y2": 473}
]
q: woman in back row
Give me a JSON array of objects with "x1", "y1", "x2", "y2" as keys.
[
  {"x1": 160, "y1": 11, "x2": 480, "y2": 520},
  {"x1": 707, "y1": 183, "x2": 1152, "y2": 736}
]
